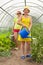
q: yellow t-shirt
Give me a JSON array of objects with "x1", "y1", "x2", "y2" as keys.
[{"x1": 13, "y1": 17, "x2": 22, "y2": 29}]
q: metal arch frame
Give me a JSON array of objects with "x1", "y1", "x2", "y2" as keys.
[
  {"x1": 1, "y1": 6, "x2": 41, "y2": 21},
  {"x1": 0, "y1": 2, "x2": 25, "y2": 23},
  {"x1": 2, "y1": 15, "x2": 13, "y2": 25},
  {"x1": 26, "y1": 2, "x2": 43, "y2": 8},
  {"x1": 0, "y1": 2, "x2": 41, "y2": 15},
  {"x1": 0, "y1": 0, "x2": 13, "y2": 7},
  {"x1": 35, "y1": 14, "x2": 43, "y2": 22},
  {"x1": 10, "y1": 7, "x2": 43, "y2": 22},
  {"x1": 0, "y1": 6, "x2": 42, "y2": 22},
  {"x1": 38, "y1": 0, "x2": 43, "y2": 2},
  {"x1": 0, "y1": 3, "x2": 42, "y2": 22},
  {"x1": 24, "y1": 2, "x2": 43, "y2": 21},
  {"x1": 4, "y1": 5, "x2": 43, "y2": 13},
  {"x1": 0, "y1": 1, "x2": 24, "y2": 27},
  {"x1": 0, "y1": 6, "x2": 43, "y2": 27},
  {"x1": 0, "y1": 1, "x2": 43, "y2": 15},
  {"x1": 0, "y1": 6, "x2": 24, "y2": 22},
  {"x1": 7, "y1": 6, "x2": 42, "y2": 14},
  {"x1": 1, "y1": 1, "x2": 24, "y2": 7},
  {"x1": 0, "y1": 6, "x2": 23, "y2": 23},
  {"x1": 0, "y1": 2, "x2": 41, "y2": 20},
  {"x1": 25, "y1": 1, "x2": 43, "y2": 21},
  {"x1": 0, "y1": 1, "x2": 43, "y2": 16},
  {"x1": 0, "y1": 0, "x2": 13, "y2": 15},
  {"x1": 0, "y1": 6, "x2": 42, "y2": 23},
  {"x1": 0, "y1": 7, "x2": 14, "y2": 18},
  {"x1": 0, "y1": 1, "x2": 25, "y2": 23},
  {"x1": 0, "y1": 0, "x2": 14, "y2": 18},
  {"x1": 9, "y1": 7, "x2": 42, "y2": 19},
  {"x1": 0, "y1": 0, "x2": 43, "y2": 28},
  {"x1": 2, "y1": 2, "x2": 43, "y2": 11},
  {"x1": 0, "y1": 11, "x2": 43, "y2": 27},
  {"x1": 0, "y1": 2, "x2": 25, "y2": 15}
]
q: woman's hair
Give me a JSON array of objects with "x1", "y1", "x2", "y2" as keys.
[
  {"x1": 17, "y1": 11, "x2": 21, "y2": 15},
  {"x1": 23, "y1": 8, "x2": 30, "y2": 13}
]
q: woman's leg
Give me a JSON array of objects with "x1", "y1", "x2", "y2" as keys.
[
  {"x1": 25, "y1": 41, "x2": 31, "y2": 55},
  {"x1": 14, "y1": 32, "x2": 17, "y2": 40},
  {"x1": 21, "y1": 41, "x2": 25, "y2": 56},
  {"x1": 14, "y1": 32, "x2": 18, "y2": 47}
]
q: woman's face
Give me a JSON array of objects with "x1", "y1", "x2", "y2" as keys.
[
  {"x1": 23, "y1": 8, "x2": 29, "y2": 15},
  {"x1": 17, "y1": 13, "x2": 21, "y2": 17},
  {"x1": 17, "y1": 11, "x2": 21, "y2": 17}
]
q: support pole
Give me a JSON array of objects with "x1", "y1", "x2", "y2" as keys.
[
  {"x1": 24, "y1": 0, "x2": 26, "y2": 6},
  {"x1": 0, "y1": 7, "x2": 14, "y2": 18}
]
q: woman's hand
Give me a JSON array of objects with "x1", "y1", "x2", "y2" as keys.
[{"x1": 17, "y1": 22, "x2": 26, "y2": 27}]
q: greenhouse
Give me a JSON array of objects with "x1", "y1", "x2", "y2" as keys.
[{"x1": 0, "y1": 0, "x2": 43, "y2": 65}]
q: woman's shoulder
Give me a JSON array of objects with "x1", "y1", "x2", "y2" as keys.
[
  {"x1": 28, "y1": 15, "x2": 32, "y2": 19},
  {"x1": 19, "y1": 15, "x2": 24, "y2": 20}
]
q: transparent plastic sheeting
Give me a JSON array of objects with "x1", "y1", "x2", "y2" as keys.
[{"x1": 0, "y1": 0, "x2": 43, "y2": 29}]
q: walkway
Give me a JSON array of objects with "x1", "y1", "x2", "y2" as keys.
[{"x1": 0, "y1": 49, "x2": 43, "y2": 65}]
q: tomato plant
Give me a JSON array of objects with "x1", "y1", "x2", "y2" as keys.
[{"x1": 31, "y1": 23, "x2": 43, "y2": 62}]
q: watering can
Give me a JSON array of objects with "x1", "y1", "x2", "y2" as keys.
[{"x1": 19, "y1": 28, "x2": 32, "y2": 38}]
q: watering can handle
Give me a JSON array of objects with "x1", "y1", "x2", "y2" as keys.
[{"x1": 21, "y1": 27, "x2": 30, "y2": 34}]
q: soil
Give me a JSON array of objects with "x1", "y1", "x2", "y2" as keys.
[{"x1": 0, "y1": 49, "x2": 43, "y2": 65}]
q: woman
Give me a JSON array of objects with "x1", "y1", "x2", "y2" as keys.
[
  {"x1": 18, "y1": 6, "x2": 32, "y2": 59},
  {"x1": 13, "y1": 11, "x2": 22, "y2": 49}
]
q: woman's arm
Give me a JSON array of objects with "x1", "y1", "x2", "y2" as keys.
[
  {"x1": 28, "y1": 16, "x2": 32, "y2": 31},
  {"x1": 17, "y1": 15, "x2": 26, "y2": 27},
  {"x1": 17, "y1": 22, "x2": 26, "y2": 27}
]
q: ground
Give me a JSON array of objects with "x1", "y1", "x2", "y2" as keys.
[{"x1": 0, "y1": 49, "x2": 43, "y2": 65}]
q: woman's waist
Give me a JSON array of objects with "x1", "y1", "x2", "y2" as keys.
[{"x1": 14, "y1": 24, "x2": 22, "y2": 29}]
